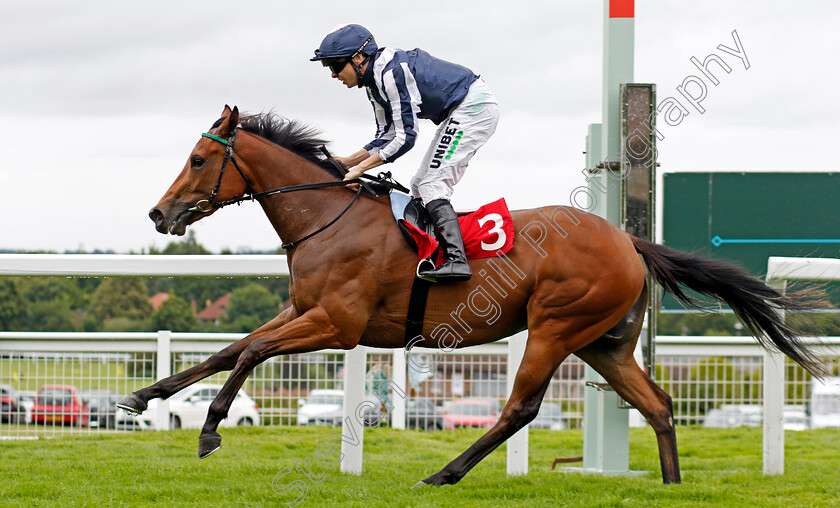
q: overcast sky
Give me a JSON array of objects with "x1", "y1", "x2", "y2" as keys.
[{"x1": 2, "y1": 1, "x2": 837, "y2": 253}]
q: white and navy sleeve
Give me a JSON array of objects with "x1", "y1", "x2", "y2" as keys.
[
  {"x1": 363, "y1": 88, "x2": 392, "y2": 155},
  {"x1": 374, "y1": 60, "x2": 421, "y2": 163}
]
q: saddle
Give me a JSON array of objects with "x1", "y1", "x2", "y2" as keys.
[
  {"x1": 389, "y1": 191, "x2": 516, "y2": 347},
  {"x1": 395, "y1": 194, "x2": 437, "y2": 247},
  {"x1": 390, "y1": 192, "x2": 515, "y2": 264}
]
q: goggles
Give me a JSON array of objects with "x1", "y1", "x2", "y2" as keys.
[{"x1": 324, "y1": 58, "x2": 350, "y2": 74}]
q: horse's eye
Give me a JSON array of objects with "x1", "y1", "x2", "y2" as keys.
[{"x1": 191, "y1": 156, "x2": 205, "y2": 168}]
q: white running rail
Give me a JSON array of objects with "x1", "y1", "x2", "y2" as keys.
[{"x1": 763, "y1": 256, "x2": 840, "y2": 475}]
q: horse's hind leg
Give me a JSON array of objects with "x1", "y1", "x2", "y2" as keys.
[
  {"x1": 117, "y1": 307, "x2": 297, "y2": 414},
  {"x1": 418, "y1": 272, "x2": 651, "y2": 486},
  {"x1": 575, "y1": 285, "x2": 681, "y2": 484},
  {"x1": 576, "y1": 343, "x2": 680, "y2": 483}
]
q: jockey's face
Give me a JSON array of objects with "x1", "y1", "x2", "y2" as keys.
[{"x1": 330, "y1": 54, "x2": 367, "y2": 88}]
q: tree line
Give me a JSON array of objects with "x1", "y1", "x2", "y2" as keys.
[
  {"x1": 0, "y1": 232, "x2": 290, "y2": 333},
  {"x1": 3, "y1": 231, "x2": 839, "y2": 335}
]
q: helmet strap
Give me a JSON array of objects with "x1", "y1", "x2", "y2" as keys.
[
  {"x1": 349, "y1": 34, "x2": 374, "y2": 86},
  {"x1": 351, "y1": 54, "x2": 369, "y2": 88}
]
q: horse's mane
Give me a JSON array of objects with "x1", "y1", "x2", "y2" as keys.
[{"x1": 233, "y1": 112, "x2": 343, "y2": 179}]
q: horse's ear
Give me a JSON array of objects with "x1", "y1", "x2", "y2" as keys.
[{"x1": 218, "y1": 105, "x2": 240, "y2": 136}]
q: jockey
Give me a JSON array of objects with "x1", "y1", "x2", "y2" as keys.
[{"x1": 311, "y1": 24, "x2": 499, "y2": 282}]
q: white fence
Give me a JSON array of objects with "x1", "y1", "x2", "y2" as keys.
[
  {"x1": 0, "y1": 330, "x2": 556, "y2": 432},
  {"x1": 2, "y1": 254, "x2": 840, "y2": 477},
  {"x1": 763, "y1": 256, "x2": 840, "y2": 474},
  {"x1": 2, "y1": 331, "x2": 839, "y2": 456}
]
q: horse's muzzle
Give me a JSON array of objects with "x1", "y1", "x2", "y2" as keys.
[{"x1": 149, "y1": 207, "x2": 167, "y2": 233}]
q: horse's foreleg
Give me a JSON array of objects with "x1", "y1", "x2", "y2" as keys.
[
  {"x1": 418, "y1": 340, "x2": 567, "y2": 486},
  {"x1": 197, "y1": 305, "x2": 362, "y2": 458},
  {"x1": 117, "y1": 307, "x2": 297, "y2": 415}
]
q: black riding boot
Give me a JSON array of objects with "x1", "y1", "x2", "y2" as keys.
[{"x1": 417, "y1": 199, "x2": 472, "y2": 282}]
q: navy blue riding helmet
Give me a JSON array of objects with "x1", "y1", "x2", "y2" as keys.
[{"x1": 311, "y1": 24, "x2": 378, "y2": 85}]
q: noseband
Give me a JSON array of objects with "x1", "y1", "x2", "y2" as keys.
[{"x1": 189, "y1": 128, "x2": 365, "y2": 250}]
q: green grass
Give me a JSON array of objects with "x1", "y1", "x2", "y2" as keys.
[{"x1": 2, "y1": 426, "x2": 840, "y2": 507}]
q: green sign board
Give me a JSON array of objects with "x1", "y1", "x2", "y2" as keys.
[{"x1": 662, "y1": 172, "x2": 840, "y2": 310}]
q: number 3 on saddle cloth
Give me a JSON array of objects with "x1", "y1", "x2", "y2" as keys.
[
  {"x1": 389, "y1": 192, "x2": 515, "y2": 268},
  {"x1": 390, "y1": 192, "x2": 515, "y2": 346}
]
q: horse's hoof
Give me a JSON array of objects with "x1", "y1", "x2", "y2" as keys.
[
  {"x1": 418, "y1": 472, "x2": 453, "y2": 486},
  {"x1": 116, "y1": 393, "x2": 147, "y2": 415},
  {"x1": 412, "y1": 480, "x2": 432, "y2": 488},
  {"x1": 198, "y1": 433, "x2": 222, "y2": 459}
]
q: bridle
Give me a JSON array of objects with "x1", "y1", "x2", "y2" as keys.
[{"x1": 189, "y1": 128, "x2": 364, "y2": 250}]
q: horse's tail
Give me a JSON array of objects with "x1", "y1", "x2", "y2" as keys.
[{"x1": 631, "y1": 235, "x2": 829, "y2": 376}]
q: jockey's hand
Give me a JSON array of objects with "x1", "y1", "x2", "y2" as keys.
[
  {"x1": 333, "y1": 156, "x2": 351, "y2": 169},
  {"x1": 344, "y1": 166, "x2": 366, "y2": 190}
]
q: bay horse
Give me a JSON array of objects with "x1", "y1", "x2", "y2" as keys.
[{"x1": 119, "y1": 105, "x2": 826, "y2": 486}]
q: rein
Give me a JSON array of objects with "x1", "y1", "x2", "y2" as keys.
[{"x1": 191, "y1": 128, "x2": 364, "y2": 250}]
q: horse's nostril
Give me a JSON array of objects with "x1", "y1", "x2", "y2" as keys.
[{"x1": 149, "y1": 208, "x2": 164, "y2": 224}]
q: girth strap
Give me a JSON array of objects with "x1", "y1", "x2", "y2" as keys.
[{"x1": 404, "y1": 278, "x2": 432, "y2": 347}]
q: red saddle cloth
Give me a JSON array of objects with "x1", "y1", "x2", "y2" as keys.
[{"x1": 400, "y1": 198, "x2": 515, "y2": 265}]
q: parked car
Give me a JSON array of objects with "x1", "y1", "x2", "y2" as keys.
[
  {"x1": 17, "y1": 390, "x2": 37, "y2": 424},
  {"x1": 703, "y1": 404, "x2": 762, "y2": 428},
  {"x1": 81, "y1": 390, "x2": 122, "y2": 429},
  {"x1": 297, "y1": 389, "x2": 382, "y2": 427},
  {"x1": 0, "y1": 385, "x2": 19, "y2": 423},
  {"x1": 442, "y1": 398, "x2": 499, "y2": 430},
  {"x1": 118, "y1": 383, "x2": 260, "y2": 430},
  {"x1": 703, "y1": 407, "x2": 746, "y2": 428},
  {"x1": 32, "y1": 385, "x2": 90, "y2": 427},
  {"x1": 703, "y1": 404, "x2": 806, "y2": 430},
  {"x1": 406, "y1": 399, "x2": 443, "y2": 430},
  {"x1": 530, "y1": 402, "x2": 566, "y2": 430},
  {"x1": 810, "y1": 377, "x2": 840, "y2": 429},
  {"x1": 297, "y1": 389, "x2": 344, "y2": 426},
  {"x1": 783, "y1": 406, "x2": 808, "y2": 431}
]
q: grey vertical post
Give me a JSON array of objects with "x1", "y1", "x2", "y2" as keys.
[
  {"x1": 597, "y1": 0, "x2": 634, "y2": 225},
  {"x1": 583, "y1": 119, "x2": 631, "y2": 474},
  {"x1": 580, "y1": 0, "x2": 635, "y2": 475}
]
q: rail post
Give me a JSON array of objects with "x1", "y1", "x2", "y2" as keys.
[
  {"x1": 155, "y1": 329, "x2": 172, "y2": 431},
  {"x1": 506, "y1": 332, "x2": 529, "y2": 475},
  {"x1": 341, "y1": 345, "x2": 367, "y2": 475},
  {"x1": 391, "y1": 349, "x2": 407, "y2": 430}
]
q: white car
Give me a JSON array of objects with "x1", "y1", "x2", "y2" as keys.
[
  {"x1": 118, "y1": 384, "x2": 260, "y2": 430},
  {"x1": 783, "y1": 407, "x2": 809, "y2": 431},
  {"x1": 703, "y1": 404, "x2": 809, "y2": 431},
  {"x1": 16, "y1": 390, "x2": 37, "y2": 424},
  {"x1": 530, "y1": 402, "x2": 566, "y2": 431},
  {"x1": 297, "y1": 389, "x2": 345, "y2": 426},
  {"x1": 810, "y1": 377, "x2": 840, "y2": 429},
  {"x1": 297, "y1": 389, "x2": 382, "y2": 426}
]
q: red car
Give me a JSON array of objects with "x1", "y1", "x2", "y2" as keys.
[
  {"x1": 33, "y1": 385, "x2": 90, "y2": 427},
  {"x1": 442, "y1": 399, "x2": 499, "y2": 430}
]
